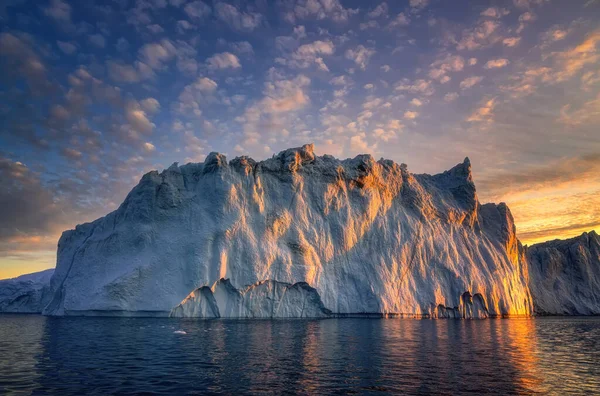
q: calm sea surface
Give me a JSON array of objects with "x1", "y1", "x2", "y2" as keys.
[{"x1": 0, "y1": 315, "x2": 599, "y2": 395}]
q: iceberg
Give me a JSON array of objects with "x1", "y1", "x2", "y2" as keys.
[
  {"x1": 4, "y1": 145, "x2": 598, "y2": 317},
  {"x1": 36, "y1": 144, "x2": 535, "y2": 318},
  {"x1": 526, "y1": 231, "x2": 600, "y2": 315},
  {"x1": 0, "y1": 269, "x2": 54, "y2": 313}
]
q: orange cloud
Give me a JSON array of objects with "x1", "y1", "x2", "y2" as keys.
[
  {"x1": 553, "y1": 29, "x2": 600, "y2": 81},
  {"x1": 477, "y1": 153, "x2": 600, "y2": 245}
]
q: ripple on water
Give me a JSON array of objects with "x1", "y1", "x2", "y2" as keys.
[{"x1": 0, "y1": 316, "x2": 599, "y2": 395}]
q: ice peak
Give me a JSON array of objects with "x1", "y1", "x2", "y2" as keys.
[
  {"x1": 274, "y1": 143, "x2": 314, "y2": 159},
  {"x1": 447, "y1": 157, "x2": 472, "y2": 182},
  {"x1": 203, "y1": 152, "x2": 228, "y2": 173},
  {"x1": 230, "y1": 156, "x2": 257, "y2": 176},
  {"x1": 261, "y1": 143, "x2": 316, "y2": 173},
  {"x1": 279, "y1": 143, "x2": 315, "y2": 167}
]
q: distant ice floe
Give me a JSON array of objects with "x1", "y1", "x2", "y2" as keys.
[{"x1": 0, "y1": 269, "x2": 54, "y2": 313}]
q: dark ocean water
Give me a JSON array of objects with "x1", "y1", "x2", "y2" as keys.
[{"x1": 0, "y1": 316, "x2": 599, "y2": 395}]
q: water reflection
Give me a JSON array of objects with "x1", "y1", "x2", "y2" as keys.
[
  {"x1": 0, "y1": 315, "x2": 598, "y2": 394},
  {"x1": 500, "y1": 319, "x2": 545, "y2": 392},
  {"x1": 0, "y1": 315, "x2": 45, "y2": 392}
]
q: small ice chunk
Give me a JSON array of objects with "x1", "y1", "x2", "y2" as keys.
[{"x1": 173, "y1": 330, "x2": 187, "y2": 334}]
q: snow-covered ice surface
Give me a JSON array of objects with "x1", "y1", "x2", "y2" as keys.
[
  {"x1": 526, "y1": 231, "x2": 600, "y2": 315},
  {"x1": 38, "y1": 144, "x2": 536, "y2": 318},
  {"x1": 170, "y1": 279, "x2": 331, "y2": 318},
  {"x1": 0, "y1": 269, "x2": 54, "y2": 313}
]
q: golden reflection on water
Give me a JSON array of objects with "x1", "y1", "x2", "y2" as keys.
[
  {"x1": 495, "y1": 318, "x2": 545, "y2": 393},
  {"x1": 298, "y1": 321, "x2": 321, "y2": 394},
  {"x1": 1, "y1": 316, "x2": 599, "y2": 394}
]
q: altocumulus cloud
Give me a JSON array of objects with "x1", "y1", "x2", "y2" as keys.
[{"x1": 0, "y1": 0, "x2": 599, "y2": 275}]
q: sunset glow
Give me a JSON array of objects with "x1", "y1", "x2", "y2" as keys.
[{"x1": 1, "y1": 0, "x2": 599, "y2": 279}]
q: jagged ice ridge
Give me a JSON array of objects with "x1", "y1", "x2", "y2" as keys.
[{"x1": 2, "y1": 144, "x2": 597, "y2": 317}]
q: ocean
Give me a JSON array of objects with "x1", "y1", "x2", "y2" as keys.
[{"x1": 1, "y1": 315, "x2": 599, "y2": 394}]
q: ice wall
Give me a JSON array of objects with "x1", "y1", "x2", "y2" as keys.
[
  {"x1": 40, "y1": 144, "x2": 534, "y2": 317},
  {"x1": 0, "y1": 269, "x2": 54, "y2": 313},
  {"x1": 526, "y1": 231, "x2": 600, "y2": 315},
  {"x1": 170, "y1": 279, "x2": 331, "y2": 318}
]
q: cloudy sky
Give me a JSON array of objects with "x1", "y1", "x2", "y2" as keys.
[{"x1": 1, "y1": 0, "x2": 599, "y2": 279}]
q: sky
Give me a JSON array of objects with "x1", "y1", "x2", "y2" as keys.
[{"x1": 0, "y1": 0, "x2": 599, "y2": 279}]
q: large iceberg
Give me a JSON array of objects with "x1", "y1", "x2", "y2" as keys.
[
  {"x1": 526, "y1": 231, "x2": 600, "y2": 315},
  {"x1": 35, "y1": 144, "x2": 535, "y2": 318}
]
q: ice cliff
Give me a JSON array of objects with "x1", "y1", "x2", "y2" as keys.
[
  {"x1": 170, "y1": 279, "x2": 331, "y2": 318},
  {"x1": 0, "y1": 269, "x2": 54, "y2": 313},
  {"x1": 36, "y1": 144, "x2": 535, "y2": 318},
  {"x1": 526, "y1": 231, "x2": 600, "y2": 315}
]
